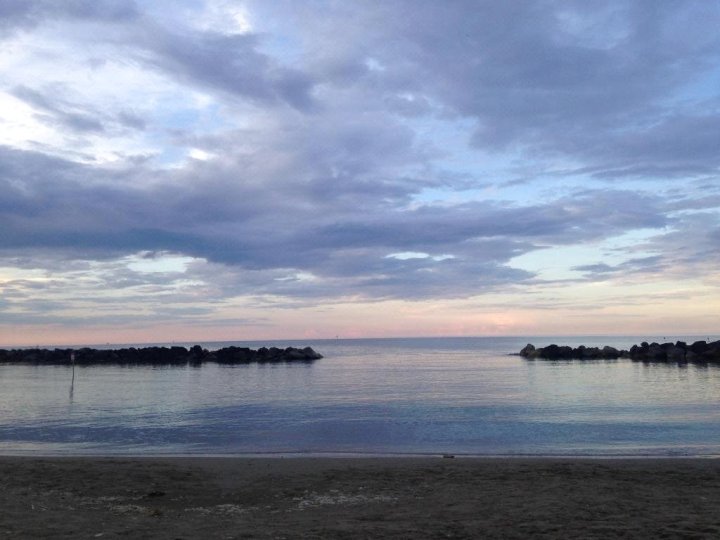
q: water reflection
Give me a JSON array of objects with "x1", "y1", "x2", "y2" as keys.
[{"x1": 0, "y1": 337, "x2": 719, "y2": 456}]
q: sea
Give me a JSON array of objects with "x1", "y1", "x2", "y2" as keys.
[{"x1": 1, "y1": 335, "x2": 719, "y2": 457}]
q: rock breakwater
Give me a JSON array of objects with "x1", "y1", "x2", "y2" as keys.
[
  {"x1": 519, "y1": 340, "x2": 720, "y2": 363},
  {"x1": 0, "y1": 345, "x2": 323, "y2": 366}
]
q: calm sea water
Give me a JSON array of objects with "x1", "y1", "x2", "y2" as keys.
[{"x1": 1, "y1": 336, "x2": 719, "y2": 456}]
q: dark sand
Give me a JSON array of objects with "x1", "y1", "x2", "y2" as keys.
[{"x1": 2, "y1": 457, "x2": 720, "y2": 539}]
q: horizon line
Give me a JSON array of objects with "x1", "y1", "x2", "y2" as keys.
[{"x1": 2, "y1": 333, "x2": 718, "y2": 350}]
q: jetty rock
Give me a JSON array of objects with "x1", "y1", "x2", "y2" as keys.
[
  {"x1": 520, "y1": 343, "x2": 621, "y2": 360},
  {"x1": 628, "y1": 340, "x2": 720, "y2": 363},
  {"x1": 519, "y1": 340, "x2": 720, "y2": 364},
  {"x1": 0, "y1": 345, "x2": 323, "y2": 366},
  {"x1": 210, "y1": 346, "x2": 323, "y2": 364}
]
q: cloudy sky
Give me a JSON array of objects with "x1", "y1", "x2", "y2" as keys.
[{"x1": 1, "y1": 0, "x2": 719, "y2": 346}]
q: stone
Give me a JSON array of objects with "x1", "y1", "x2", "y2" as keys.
[
  {"x1": 665, "y1": 346, "x2": 686, "y2": 362},
  {"x1": 601, "y1": 346, "x2": 620, "y2": 359},
  {"x1": 646, "y1": 343, "x2": 667, "y2": 361}
]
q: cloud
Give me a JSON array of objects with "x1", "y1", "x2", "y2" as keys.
[
  {"x1": 0, "y1": 0, "x2": 138, "y2": 36},
  {"x1": 139, "y1": 29, "x2": 317, "y2": 111},
  {"x1": 12, "y1": 85, "x2": 106, "y2": 133},
  {"x1": 0, "y1": 140, "x2": 678, "y2": 302},
  {"x1": 0, "y1": 1, "x2": 719, "y2": 335},
  {"x1": 266, "y1": 0, "x2": 720, "y2": 179},
  {"x1": 1, "y1": 2, "x2": 316, "y2": 117}
]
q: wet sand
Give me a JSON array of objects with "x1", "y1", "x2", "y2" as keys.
[{"x1": 2, "y1": 456, "x2": 720, "y2": 539}]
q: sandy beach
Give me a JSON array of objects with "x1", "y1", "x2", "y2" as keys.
[{"x1": 1, "y1": 457, "x2": 719, "y2": 539}]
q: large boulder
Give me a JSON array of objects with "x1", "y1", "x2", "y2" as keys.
[
  {"x1": 665, "y1": 345, "x2": 686, "y2": 362},
  {"x1": 702, "y1": 341, "x2": 720, "y2": 363},
  {"x1": 301, "y1": 346, "x2": 323, "y2": 360},
  {"x1": 601, "y1": 346, "x2": 620, "y2": 359},
  {"x1": 540, "y1": 344, "x2": 573, "y2": 360},
  {"x1": 689, "y1": 341, "x2": 709, "y2": 354},
  {"x1": 646, "y1": 343, "x2": 667, "y2": 361}
]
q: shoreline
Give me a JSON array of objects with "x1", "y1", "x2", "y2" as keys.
[
  {"x1": 3, "y1": 456, "x2": 720, "y2": 538},
  {"x1": 3, "y1": 451, "x2": 720, "y2": 460}
]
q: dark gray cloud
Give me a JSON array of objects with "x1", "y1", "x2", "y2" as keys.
[
  {"x1": 268, "y1": 0, "x2": 720, "y2": 179},
  {"x1": 0, "y1": 0, "x2": 138, "y2": 35},
  {"x1": 12, "y1": 86, "x2": 105, "y2": 133},
  {"x1": 1, "y1": 1, "x2": 314, "y2": 112},
  {"x1": 572, "y1": 256, "x2": 668, "y2": 281},
  {"x1": 10, "y1": 85, "x2": 150, "y2": 136},
  {"x1": 572, "y1": 207, "x2": 720, "y2": 283},
  {"x1": 13, "y1": 0, "x2": 720, "y2": 166},
  {"x1": 0, "y1": 142, "x2": 680, "y2": 300},
  {"x1": 140, "y1": 29, "x2": 316, "y2": 111}
]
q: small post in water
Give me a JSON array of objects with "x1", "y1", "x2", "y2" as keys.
[{"x1": 69, "y1": 351, "x2": 75, "y2": 400}]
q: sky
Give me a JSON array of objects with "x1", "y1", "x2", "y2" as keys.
[{"x1": 1, "y1": 0, "x2": 719, "y2": 346}]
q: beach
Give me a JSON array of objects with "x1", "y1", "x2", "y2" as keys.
[{"x1": 2, "y1": 457, "x2": 720, "y2": 539}]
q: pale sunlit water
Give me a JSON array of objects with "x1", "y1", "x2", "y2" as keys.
[{"x1": 1, "y1": 336, "x2": 719, "y2": 456}]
